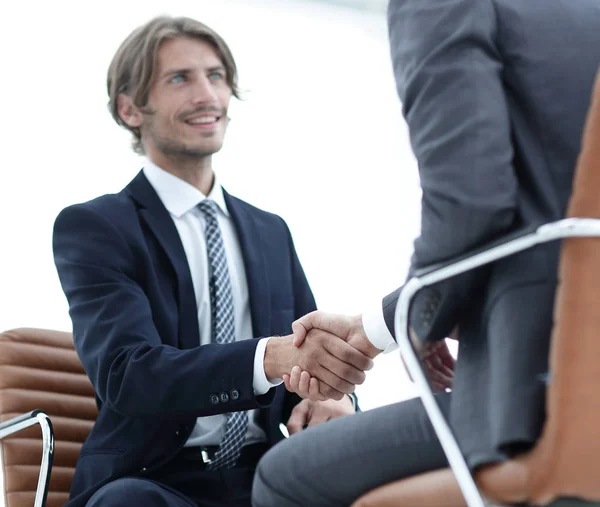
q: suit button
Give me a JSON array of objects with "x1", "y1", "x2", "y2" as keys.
[
  {"x1": 175, "y1": 429, "x2": 180, "y2": 436},
  {"x1": 230, "y1": 389, "x2": 240, "y2": 400},
  {"x1": 220, "y1": 392, "x2": 230, "y2": 403},
  {"x1": 210, "y1": 394, "x2": 220, "y2": 405}
]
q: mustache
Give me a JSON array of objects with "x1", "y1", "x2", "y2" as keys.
[{"x1": 180, "y1": 106, "x2": 227, "y2": 121}]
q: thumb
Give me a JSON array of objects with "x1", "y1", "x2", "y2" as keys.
[
  {"x1": 292, "y1": 319, "x2": 310, "y2": 347},
  {"x1": 292, "y1": 311, "x2": 327, "y2": 347},
  {"x1": 287, "y1": 400, "x2": 311, "y2": 435}
]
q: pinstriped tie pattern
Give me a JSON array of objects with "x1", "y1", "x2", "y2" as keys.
[{"x1": 198, "y1": 199, "x2": 248, "y2": 470}]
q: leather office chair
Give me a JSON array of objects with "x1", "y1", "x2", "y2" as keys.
[
  {"x1": 352, "y1": 73, "x2": 600, "y2": 507},
  {"x1": 0, "y1": 328, "x2": 97, "y2": 507}
]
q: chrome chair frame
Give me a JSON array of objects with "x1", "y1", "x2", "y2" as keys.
[
  {"x1": 0, "y1": 410, "x2": 54, "y2": 507},
  {"x1": 394, "y1": 217, "x2": 600, "y2": 507}
]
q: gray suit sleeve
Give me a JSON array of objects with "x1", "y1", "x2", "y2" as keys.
[
  {"x1": 388, "y1": 0, "x2": 518, "y2": 269},
  {"x1": 382, "y1": 0, "x2": 519, "y2": 340}
]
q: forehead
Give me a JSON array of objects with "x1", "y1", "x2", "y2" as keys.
[{"x1": 156, "y1": 36, "x2": 224, "y2": 71}]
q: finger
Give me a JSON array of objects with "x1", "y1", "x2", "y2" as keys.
[
  {"x1": 318, "y1": 347, "x2": 366, "y2": 386},
  {"x1": 292, "y1": 311, "x2": 324, "y2": 347},
  {"x1": 309, "y1": 377, "x2": 326, "y2": 402},
  {"x1": 425, "y1": 366, "x2": 453, "y2": 389},
  {"x1": 283, "y1": 374, "x2": 292, "y2": 392},
  {"x1": 293, "y1": 311, "x2": 353, "y2": 347},
  {"x1": 430, "y1": 381, "x2": 447, "y2": 392},
  {"x1": 290, "y1": 366, "x2": 302, "y2": 392},
  {"x1": 298, "y1": 370, "x2": 311, "y2": 397},
  {"x1": 307, "y1": 408, "x2": 329, "y2": 428},
  {"x1": 311, "y1": 362, "x2": 355, "y2": 396},
  {"x1": 292, "y1": 319, "x2": 309, "y2": 348},
  {"x1": 287, "y1": 401, "x2": 311, "y2": 435},
  {"x1": 438, "y1": 343, "x2": 456, "y2": 371},
  {"x1": 429, "y1": 353, "x2": 454, "y2": 378},
  {"x1": 424, "y1": 359, "x2": 453, "y2": 386},
  {"x1": 324, "y1": 336, "x2": 374, "y2": 373},
  {"x1": 315, "y1": 380, "x2": 346, "y2": 401}
]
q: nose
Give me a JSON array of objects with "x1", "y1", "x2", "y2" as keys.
[{"x1": 190, "y1": 75, "x2": 218, "y2": 105}]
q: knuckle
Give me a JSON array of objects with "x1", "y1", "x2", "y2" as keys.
[{"x1": 341, "y1": 365, "x2": 354, "y2": 380}]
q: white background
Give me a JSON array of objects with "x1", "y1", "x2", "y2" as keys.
[{"x1": 0, "y1": 0, "x2": 424, "y2": 409}]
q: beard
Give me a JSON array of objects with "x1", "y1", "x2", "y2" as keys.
[
  {"x1": 142, "y1": 108, "x2": 226, "y2": 161},
  {"x1": 149, "y1": 125, "x2": 222, "y2": 160}
]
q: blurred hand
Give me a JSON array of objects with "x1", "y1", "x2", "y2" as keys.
[
  {"x1": 264, "y1": 332, "x2": 373, "y2": 401},
  {"x1": 286, "y1": 397, "x2": 355, "y2": 436},
  {"x1": 402, "y1": 339, "x2": 455, "y2": 392}
]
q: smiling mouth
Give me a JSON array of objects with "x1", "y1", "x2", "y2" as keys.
[{"x1": 185, "y1": 115, "x2": 220, "y2": 125}]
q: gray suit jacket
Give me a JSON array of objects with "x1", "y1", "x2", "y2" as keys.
[{"x1": 385, "y1": 0, "x2": 600, "y2": 467}]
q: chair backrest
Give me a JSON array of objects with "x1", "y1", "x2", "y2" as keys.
[
  {"x1": 516, "y1": 65, "x2": 600, "y2": 506},
  {"x1": 352, "y1": 71, "x2": 600, "y2": 507},
  {"x1": 0, "y1": 329, "x2": 97, "y2": 507}
]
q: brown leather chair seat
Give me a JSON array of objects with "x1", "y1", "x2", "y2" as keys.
[{"x1": 0, "y1": 328, "x2": 97, "y2": 507}]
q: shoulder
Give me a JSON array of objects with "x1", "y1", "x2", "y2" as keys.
[
  {"x1": 54, "y1": 189, "x2": 137, "y2": 235},
  {"x1": 224, "y1": 191, "x2": 290, "y2": 231}
]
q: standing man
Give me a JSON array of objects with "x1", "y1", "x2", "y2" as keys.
[
  {"x1": 53, "y1": 16, "x2": 372, "y2": 507},
  {"x1": 252, "y1": 0, "x2": 600, "y2": 506}
]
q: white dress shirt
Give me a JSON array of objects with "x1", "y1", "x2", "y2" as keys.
[
  {"x1": 143, "y1": 160, "x2": 281, "y2": 447},
  {"x1": 362, "y1": 303, "x2": 398, "y2": 354}
]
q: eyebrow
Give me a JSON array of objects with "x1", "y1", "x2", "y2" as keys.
[
  {"x1": 161, "y1": 65, "x2": 226, "y2": 79},
  {"x1": 161, "y1": 67, "x2": 193, "y2": 79}
]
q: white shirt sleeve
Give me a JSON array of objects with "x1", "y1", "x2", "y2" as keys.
[
  {"x1": 253, "y1": 337, "x2": 283, "y2": 395},
  {"x1": 362, "y1": 301, "x2": 399, "y2": 354}
]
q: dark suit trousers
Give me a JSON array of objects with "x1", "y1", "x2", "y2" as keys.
[
  {"x1": 87, "y1": 444, "x2": 268, "y2": 507},
  {"x1": 252, "y1": 394, "x2": 450, "y2": 507}
]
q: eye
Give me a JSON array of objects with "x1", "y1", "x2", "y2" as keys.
[
  {"x1": 208, "y1": 71, "x2": 225, "y2": 81},
  {"x1": 169, "y1": 74, "x2": 186, "y2": 84}
]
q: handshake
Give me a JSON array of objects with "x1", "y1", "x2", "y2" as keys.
[{"x1": 263, "y1": 311, "x2": 382, "y2": 401}]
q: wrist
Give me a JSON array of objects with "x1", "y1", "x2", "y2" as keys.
[
  {"x1": 263, "y1": 335, "x2": 294, "y2": 380},
  {"x1": 350, "y1": 316, "x2": 381, "y2": 360}
]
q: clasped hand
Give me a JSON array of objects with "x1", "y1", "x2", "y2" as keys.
[
  {"x1": 277, "y1": 311, "x2": 381, "y2": 402},
  {"x1": 275, "y1": 310, "x2": 456, "y2": 401}
]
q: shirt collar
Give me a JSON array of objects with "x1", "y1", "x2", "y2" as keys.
[{"x1": 142, "y1": 158, "x2": 230, "y2": 219}]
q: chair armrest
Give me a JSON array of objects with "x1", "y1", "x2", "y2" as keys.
[
  {"x1": 0, "y1": 410, "x2": 54, "y2": 507},
  {"x1": 394, "y1": 217, "x2": 600, "y2": 507}
]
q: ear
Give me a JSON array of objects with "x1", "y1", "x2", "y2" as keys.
[{"x1": 117, "y1": 93, "x2": 142, "y2": 128}]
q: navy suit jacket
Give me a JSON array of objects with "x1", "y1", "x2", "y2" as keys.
[{"x1": 53, "y1": 171, "x2": 316, "y2": 506}]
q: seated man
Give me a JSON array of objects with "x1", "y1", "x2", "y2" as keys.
[
  {"x1": 53, "y1": 15, "x2": 373, "y2": 507},
  {"x1": 252, "y1": 0, "x2": 600, "y2": 505}
]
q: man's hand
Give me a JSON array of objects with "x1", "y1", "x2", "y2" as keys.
[
  {"x1": 264, "y1": 333, "x2": 373, "y2": 401},
  {"x1": 283, "y1": 311, "x2": 381, "y2": 400},
  {"x1": 402, "y1": 339, "x2": 455, "y2": 392},
  {"x1": 292, "y1": 311, "x2": 381, "y2": 359},
  {"x1": 286, "y1": 396, "x2": 355, "y2": 435}
]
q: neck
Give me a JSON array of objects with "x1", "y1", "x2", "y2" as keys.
[{"x1": 150, "y1": 152, "x2": 215, "y2": 195}]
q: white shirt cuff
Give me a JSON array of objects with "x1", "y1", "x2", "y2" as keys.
[
  {"x1": 253, "y1": 337, "x2": 283, "y2": 395},
  {"x1": 362, "y1": 301, "x2": 398, "y2": 354}
]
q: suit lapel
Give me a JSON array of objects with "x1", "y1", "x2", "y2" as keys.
[
  {"x1": 224, "y1": 190, "x2": 272, "y2": 338},
  {"x1": 126, "y1": 171, "x2": 200, "y2": 350}
]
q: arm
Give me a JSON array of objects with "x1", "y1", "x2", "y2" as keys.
[
  {"x1": 378, "y1": 0, "x2": 519, "y2": 343},
  {"x1": 390, "y1": 0, "x2": 517, "y2": 267},
  {"x1": 54, "y1": 204, "x2": 272, "y2": 419}
]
